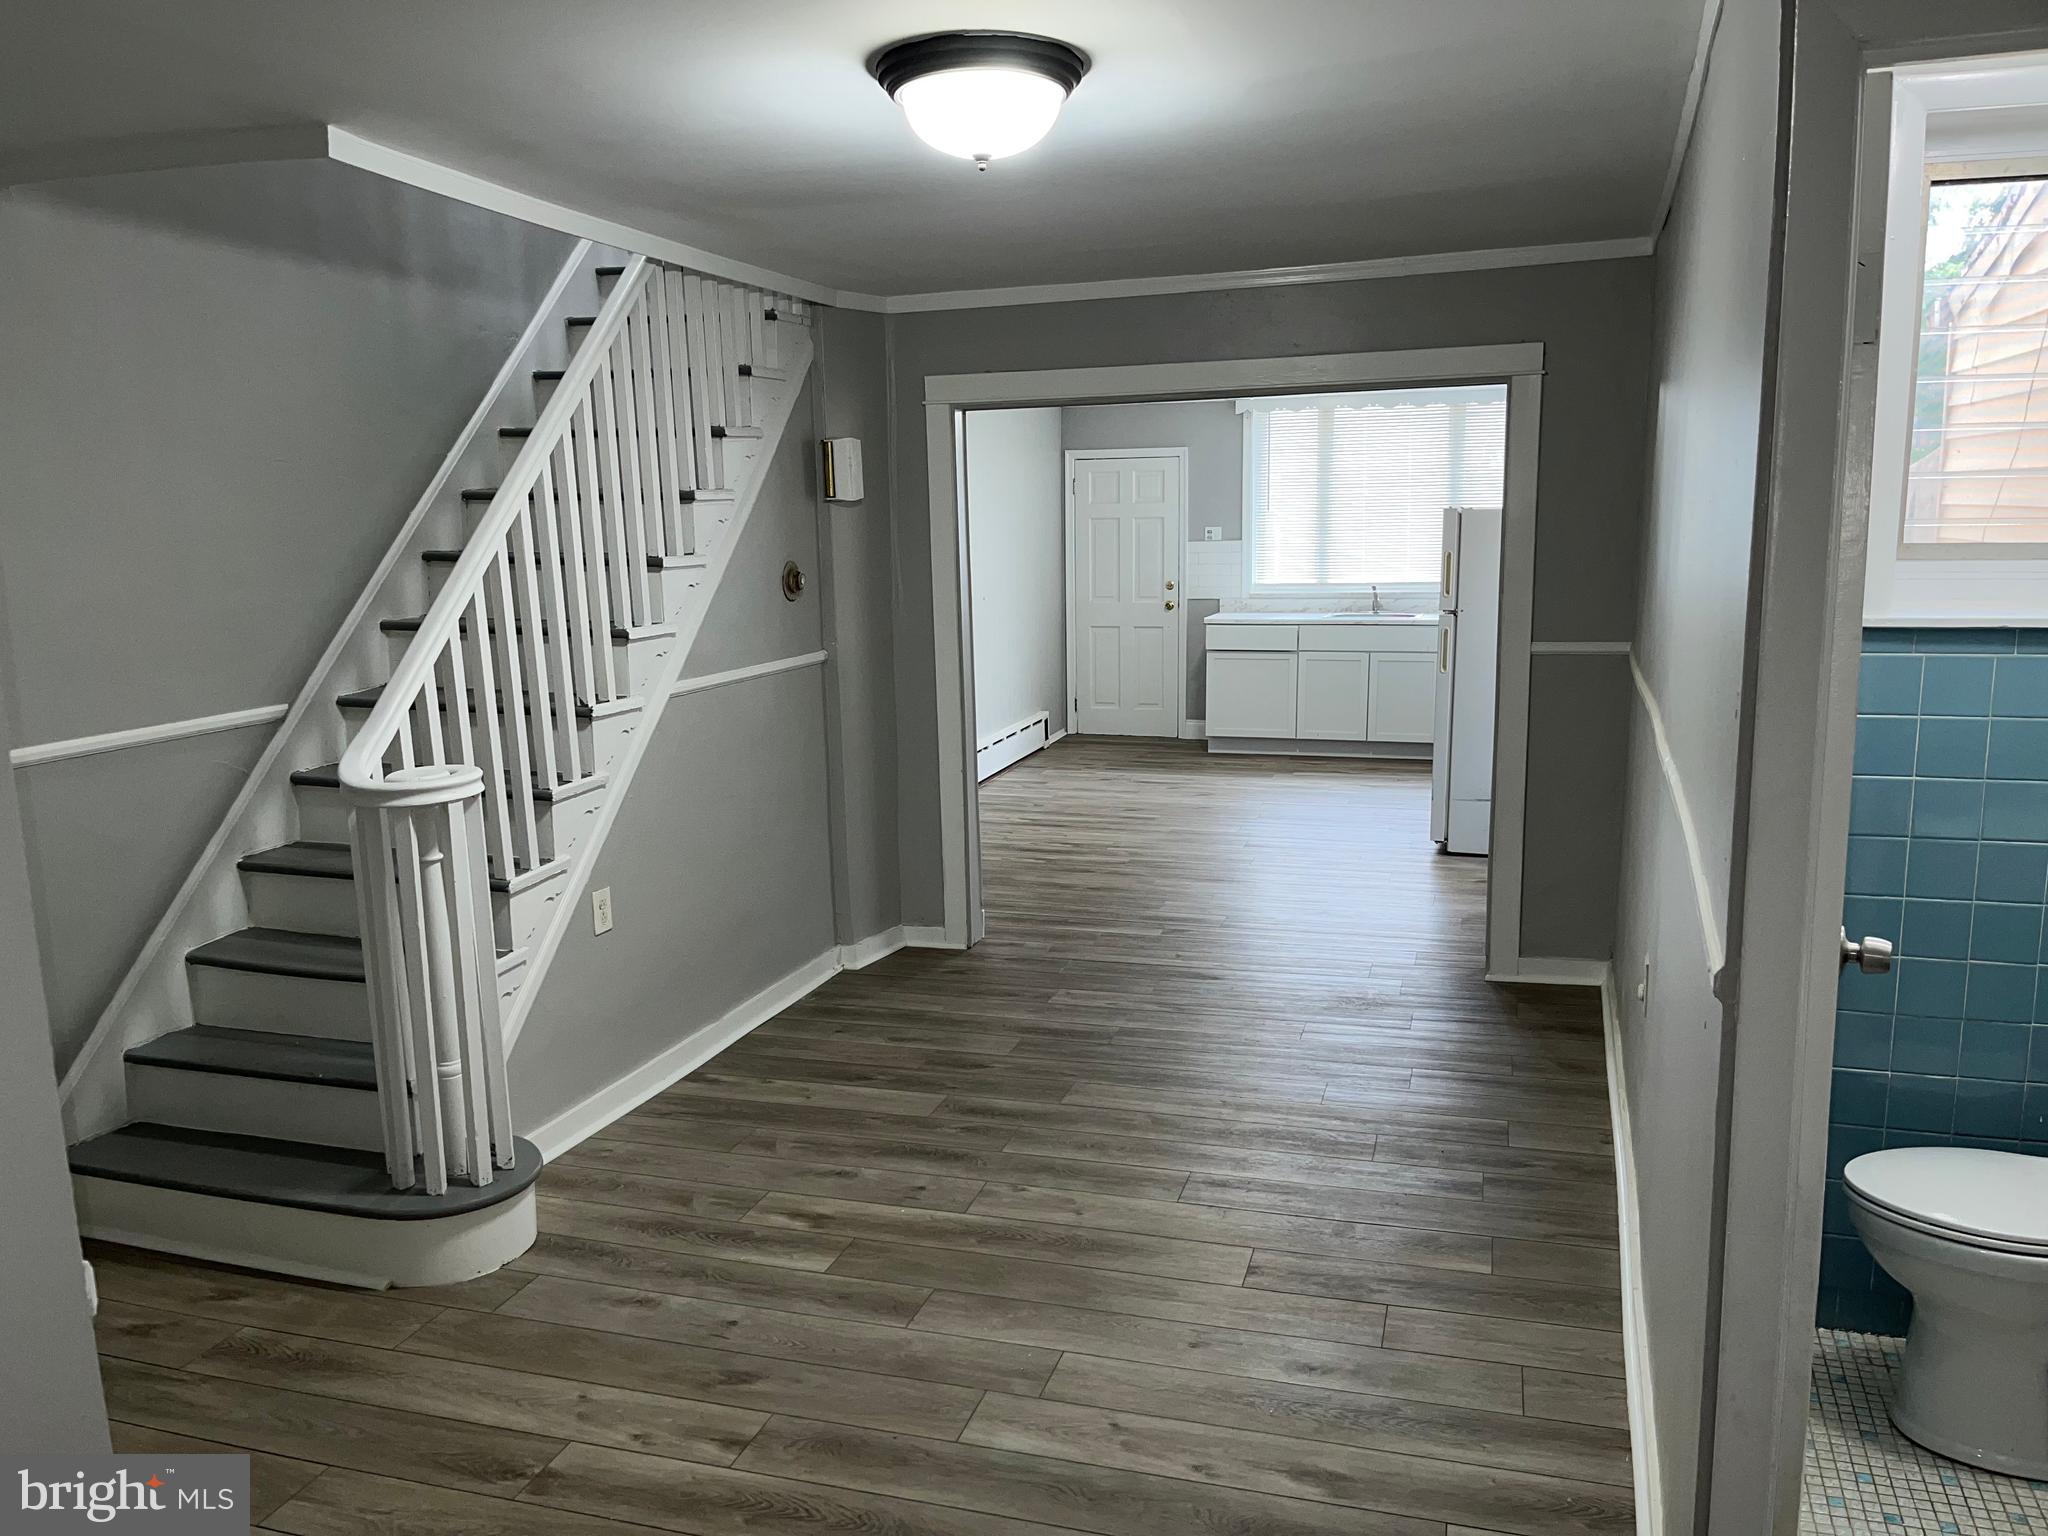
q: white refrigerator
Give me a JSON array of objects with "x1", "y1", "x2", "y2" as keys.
[{"x1": 1431, "y1": 506, "x2": 1501, "y2": 856}]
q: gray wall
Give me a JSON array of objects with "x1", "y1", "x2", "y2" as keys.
[
  {"x1": 965, "y1": 408, "x2": 1066, "y2": 741},
  {"x1": 0, "y1": 159, "x2": 574, "y2": 1073},
  {"x1": 813, "y1": 307, "x2": 902, "y2": 945},
  {"x1": 0, "y1": 677, "x2": 108, "y2": 1452},
  {"x1": 1063, "y1": 398, "x2": 1243, "y2": 720},
  {"x1": 511, "y1": 401, "x2": 840, "y2": 1131},
  {"x1": 887, "y1": 260, "x2": 1656, "y2": 956},
  {"x1": 1608, "y1": 0, "x2": 1782, "y2": 1524}
]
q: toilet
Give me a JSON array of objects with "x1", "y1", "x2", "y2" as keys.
[{"x1": 1845, "y1": 1146, "x2": 2048, "y2": 1478}]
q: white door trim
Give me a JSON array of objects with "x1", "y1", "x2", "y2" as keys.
[
  {"x1": 1063, "y1": 448, "x2": 1191, "y2": 742},
  {"x1": 925, "y1": 343, "x2": 1545, "y2": 972}
]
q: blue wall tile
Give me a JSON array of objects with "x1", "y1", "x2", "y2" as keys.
[{"x1": 1821, "y1": 627, "x2": 2048, "y2": 1336}]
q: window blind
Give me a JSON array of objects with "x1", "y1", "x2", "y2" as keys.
[
  {"x1": 1247, "y1": 386, "x2": 1507, "y2": 590},
  {"x1": 1908, "y1": 175, "x2": 2048, "y2": 545}
]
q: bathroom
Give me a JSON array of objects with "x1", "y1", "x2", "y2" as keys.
[{"x1": 1806, "y1": 51, "x2": 2048, "y2": 1536}]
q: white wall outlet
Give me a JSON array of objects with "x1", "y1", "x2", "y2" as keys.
[
  {"x1": 1204, "y1": 527, "x2": 1224, "y2": 541},
  {"x1": 592, "y1": 887, "x2": 614, "y2": 935}
]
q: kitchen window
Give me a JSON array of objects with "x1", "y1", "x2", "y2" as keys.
[{"x1": 1239, "y1": 385, "x2": 1508, "y2": 598}]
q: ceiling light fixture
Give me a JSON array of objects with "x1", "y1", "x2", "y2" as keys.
[{"x1": 871, "y1": 31, "x2": 1090, "y2": 170}]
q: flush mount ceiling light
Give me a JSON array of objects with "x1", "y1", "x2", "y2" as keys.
[{"x1": 871, "y1": 31, "x2": 1089, "y2": 169}]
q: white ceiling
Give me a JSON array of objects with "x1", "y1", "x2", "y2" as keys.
[{"x1": 3, "y1": 1, "x2": 1708, "y2": 297}]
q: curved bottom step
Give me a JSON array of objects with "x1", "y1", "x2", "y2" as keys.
[{"x1": 69, "y1": 1123, "x2": 541, "y2": 1289}]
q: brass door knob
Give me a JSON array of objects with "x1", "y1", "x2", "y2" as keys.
[
  {"x1": 782, "y1": 561, "x2": 806, "y2": 601},
  {"x1": 1165, "y1": 600, "x2": 1177, "y2": 611}
]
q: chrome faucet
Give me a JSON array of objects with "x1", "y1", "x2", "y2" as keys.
[{"x1": 1368, "y1": 585, "x2": 1384, "y2": 615}]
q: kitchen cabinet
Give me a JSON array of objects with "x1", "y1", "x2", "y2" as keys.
[{"x1": 1206, "y1": 616, "x2": 1435, "y2": 753}]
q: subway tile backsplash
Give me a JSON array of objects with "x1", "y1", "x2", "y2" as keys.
[{"x1": 1821, "y1": 628, "x2": 2048, "y2": 1336}]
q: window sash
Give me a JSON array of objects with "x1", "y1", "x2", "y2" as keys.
[{"x1": 1242, "y1": 387, "x2": 1506, "y2": 593}]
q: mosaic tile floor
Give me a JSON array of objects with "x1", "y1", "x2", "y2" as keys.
[{"x1": 1802, "y1": 1329, "x2": 2048, "y2": 1533}]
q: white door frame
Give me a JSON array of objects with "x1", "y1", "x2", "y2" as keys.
[
  {"x1": 1707, "y1": 9, "x2": 2048, "y2": 1533},
  {"x1": 925, "y1": 342, "x2": 1545, "y2": 965},
  {"x1": 1063, "y1": 447, "x2": 1191, "y2": 742}
]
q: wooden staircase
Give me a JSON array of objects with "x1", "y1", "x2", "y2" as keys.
[{"x1": 65, "y1": 251, "x2": 814, "y2": 1287}]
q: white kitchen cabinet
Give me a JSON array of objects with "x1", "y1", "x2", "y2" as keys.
[
  {"x1": 1207, "y1": 651, "x2": 1299, "y2": 737},
  {"x1": 1367, "y1": 652, "x2": 1437, "y2": 742},
  {"x1": 1296, "y1": 652, "x2": 1370, "y2": 739}
]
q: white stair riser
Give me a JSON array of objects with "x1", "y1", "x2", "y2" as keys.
[
  {"x1": 187, "y1": 965, "x2": 368, "y2": 1039},
  {"x1": 381, "y1": 626, "x2": 671, "y2": 697},
  {"x1": 72, "y1": 1177, "x2": 538, "y2": 1289},
  {"x1": 293, "y1": 783, "x2": 352, "y2": 844},
  {"x1": 127, "y1": 1066, "x2": 383, "y2": 1152},
  {"x1": 244, "y1": 873, "x2": 357, "y2": 938},
  {"x1": 240, "y1": 869, "x2": 559, "y2": 953}
]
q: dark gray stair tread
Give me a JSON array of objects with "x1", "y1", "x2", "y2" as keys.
[
  {"x1": 381, "y1": 614, "x2": 638, "y2": 643},
  {"x1": 68, "y1": 1123, "x2": 543, "y2": 1221},
  {"x1": 499, "y1": 427, "x2": 532, "y2": 439},
  {"x1": 595, "y1": 265, "x2": 625, "y2": 277},
  {"x1": 463, "y1": 483, "x2": 719, "y2": 505},
  {"x1": 237, "y1": 841, "x2": 352, "y2": 880},
  {"x1": 421, "y1": 547, "x2": 668, "y2": 577},
  {"x1": 335, "y1": 681, "x2": 595, "y2": 722},
  {"x1": 125, "y1": 1025, "x2": 375, "y2": 1090},
  {"x1": 533, "y1": 368, "x2": 566, "y2": 381},
  {"x1": 187, "y1": 928, "x2": 363, "y2": 983},
  {"x1": 287, "y1": 760, "x2": 587, "y2": 806},
  {"x1": 710, "y1": 424, "x2": 761, "y2": 439},
  {"x1": 567, "y1": 315, "x2": 595, "y2": 327}
]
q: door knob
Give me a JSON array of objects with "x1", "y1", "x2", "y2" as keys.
[
  {"x1": 1839, "y1": 928, "x2": 1893, "y2": 974},
  {"x1": 1166, "y1": 580, "x2": 1176, "y2": 591},
  {"x1": 1164, "y1": 600, "x2": 1177, "y2": 611}
]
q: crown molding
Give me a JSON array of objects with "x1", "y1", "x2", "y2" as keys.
[
  {"x1": 4, "y1": 123, "x2": 1659, "y2": 315},
  {"x1": 875, "y1": 236, "x2": 1654, "y2": 313}
]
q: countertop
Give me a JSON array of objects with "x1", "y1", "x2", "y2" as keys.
[{"x1": 1203, "y1": 611, "x2": 1438, "y2": 627}]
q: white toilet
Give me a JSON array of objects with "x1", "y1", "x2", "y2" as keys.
[{"x1": 1845, "y1": 1146, "x2": 2048, "y2": 1478}]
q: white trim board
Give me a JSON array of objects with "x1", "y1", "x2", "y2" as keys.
[
  {"x1": 1630, "y1": 649, "x2": 1727, "y2": 976},
  {"x1": 1602, "y1": 963, "x2": 1665, "y2": 1536},
  {"x1": 670, "y1": 650, "x2": 828, "y2": 700},
  {"x1": 926, "y1": 343, "x2": 1545, "y2": 981},
  {"x1": 4, "y1": 127, "x2": 1659, "y2": 314},
  {"x1": 525, "y1": 948, "x2": 841, "y2": 1160},
  {"x1": 1485, "y1": 957, "x2": 1609, "y2": 987},
  {"x1": 10, "y1": 704, "x2": 290, "y2": 769}
]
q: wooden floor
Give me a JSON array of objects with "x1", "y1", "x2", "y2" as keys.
[{"x1": 91, "y1": 738, "x2": 1631, "y2": 1536}]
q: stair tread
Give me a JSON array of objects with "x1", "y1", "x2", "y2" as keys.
[
  {"x1": 335, "y1": 681, "x2": 597, "y2": 722},
  {"x1": 461, "y1": 484, "x2": 726, "y2": 504},
  {"x1": 289, "y1": 761, "x2": 599, "y2": 806},
  {"x1": 126, "y1": 1025, "x2": 376, "y2": 1089},
  {"x1": 711, "y1": 424, "x2": 763, "y2": 439},
  {"x1": 381, "y1": 614, "x2": 660, "y2": 644},
  {"x1": 68, "y1": 1123, "x2": 543, "y2": 1220},
  {"x1": 187, "y1": 927, "x2": 365, "y2": 983},
  {"x1": 238, "y1": 841, "x2": 352, "y2": 880}
]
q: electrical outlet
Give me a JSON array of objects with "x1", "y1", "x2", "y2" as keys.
[
  {"x1": 592, "y1": 887, "x2": 614, "y2": 935},
  {"x1": 1636, "y1": 957, "x2": 1651, "y2": 1006},
  {"x1": 1204, "y1": 527, "x2": 1224, "y2": 541}
]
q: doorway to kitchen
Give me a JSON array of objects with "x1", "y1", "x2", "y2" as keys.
[{"x1": 936, "y1": 347, "x2": 1541, "y2": 979}]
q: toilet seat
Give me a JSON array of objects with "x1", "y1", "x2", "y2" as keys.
[{"x1": 1845, "y1": 1147, "x2": 2048, "y2": 1257}]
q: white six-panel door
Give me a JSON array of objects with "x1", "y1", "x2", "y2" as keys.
[{"x1": 1069, "y1": 454, "x2": 1184, "y2": 737}]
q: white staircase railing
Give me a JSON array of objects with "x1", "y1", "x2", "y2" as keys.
[{"x1": 339, "y1": 255, "x2": 788, "y2": 1193}]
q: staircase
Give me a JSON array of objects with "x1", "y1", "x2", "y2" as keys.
[{"x1": 63, "y1": 249, "x2": 814, "y2": 1288}]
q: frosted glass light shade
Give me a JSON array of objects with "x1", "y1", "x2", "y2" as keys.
[{"x1": 894, "y1": 66, "x2": 1069, "y2": 161}]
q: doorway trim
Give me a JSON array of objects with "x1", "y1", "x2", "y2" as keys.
[
  {"x1": 924, "y1": 341, "x2": 1545, "y2": 966},
  {"x1": 1063, "y1": 447, "x2": 1192, "y2": 743}
]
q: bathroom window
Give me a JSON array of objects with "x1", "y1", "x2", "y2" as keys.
[
  {"x1": 1239, "y1": 385, "x2": 1507, "y2": 597},
  {"x1": 1906, "y1": 171, "x2": 2048, "y2": 548}
]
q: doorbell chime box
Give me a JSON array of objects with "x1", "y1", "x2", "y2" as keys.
[{"x1": 822, "y1": 438, "x2": 864, "y2": 502}]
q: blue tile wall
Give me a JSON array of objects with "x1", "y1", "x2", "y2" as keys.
[{"x1": 1821, "y1": 628, "x2": 2048, "y2": 1335}]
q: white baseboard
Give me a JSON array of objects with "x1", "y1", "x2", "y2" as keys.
[
  {"x1": 1601, "y1": 963, "x2": 1664, "y2": 1536},
  {"x1": 902, "y1": 924, "x2": 961, "y2": 950},
  {"x1": 1486, "y1": 957, "x2": 1610, "y2": 987},
  {"x1": 1181, "y1": 718, "x2": 1207, "y2": 741},
  {"x1": 838, "y1": 927, "x2": 907, "y2": 971},
  {"x1": 525, "y1": 948, "x2": 839, "y2": 1160}
]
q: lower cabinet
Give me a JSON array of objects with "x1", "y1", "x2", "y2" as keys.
[
  {"x1": 1207, "y1": 621, "x2": 1437, "y2": 750},
  {"x1": 1296, "y1": 652, "x2": 1370, "y2": 739},
  {"x1": 1207, "y1": 651, "x2": 1299, "y2": 737},
  {"x1": 1366, "y1": 652, "x2": 1436, "y2": 742}
]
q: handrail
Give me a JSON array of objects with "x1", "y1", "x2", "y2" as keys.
[
  {"x1": 337, "y1": 255, "x2": 652, "y2": 799},
  {"x1": 334, "y1": 251, "x2": 783, "y2": 1192}
]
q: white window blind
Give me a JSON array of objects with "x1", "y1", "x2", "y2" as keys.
[
  {"x1": 1244, "y1": 386, "x2": 1507, "y2": 591},
  {"x1": 1908, "y1": 174, "x2": 2048, "y2": 546}
]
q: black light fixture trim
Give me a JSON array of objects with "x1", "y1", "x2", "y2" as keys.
[{"x1": 869, "y1": 31, "x2": 1090, "y2": 99}]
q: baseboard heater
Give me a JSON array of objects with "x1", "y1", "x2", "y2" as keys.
[{"x1": 976, "y1": 711, "x2": 1052, "y2": 781}]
